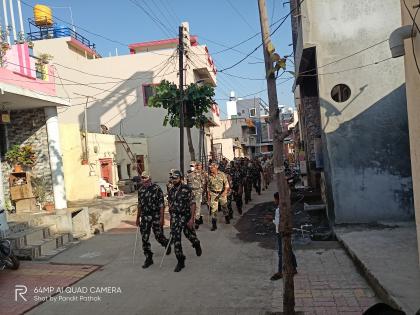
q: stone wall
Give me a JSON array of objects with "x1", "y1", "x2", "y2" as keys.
[
  {"x1": 301, "y1": 96, "x2": 322, "y2": 162},
  {"x1": 2, "y1": 109, "x2": 53, "y2": 207}
]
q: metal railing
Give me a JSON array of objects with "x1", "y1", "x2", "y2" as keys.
[{"x1": 27, "y1": 18, "x2": 97, "y2": 51}]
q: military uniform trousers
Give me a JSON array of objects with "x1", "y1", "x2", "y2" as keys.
[
  {"x1": 232, "y1": 189, "x2": 243, "y2": 212},
  {"x1": 209, "y1": 191, "x2": 229, "y2": 219},
  {"x1": 170, "y1": 213, "x2": 200, "y2": 259},
  {"x1": 192, "y1": 188, "x2": 203, "y2": 220},
  {"x1": 140, "y1": 213, "x2": 169, "y2": 255},
  {"x1": 244, "y1": 179, "x2": 253, "y2": 202}
]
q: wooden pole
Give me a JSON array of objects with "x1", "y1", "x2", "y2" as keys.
[{"x1": 257, "y1": 0, "x2": 295, "y2": 313}]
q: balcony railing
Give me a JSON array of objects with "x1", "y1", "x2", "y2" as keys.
[{"x1": 27, "y1": 18, "x2": 97, "y2": 52}]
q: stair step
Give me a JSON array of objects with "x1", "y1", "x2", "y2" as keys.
[
  {"x1": 6, "y1": 225, "x2": 53, "y2": 249},
  {"x1": 13, "y1": 233, "x2": 75, "y2": 260},
  {"x1": 8, "y1": 221, "x2": 30, "y2": 234}
]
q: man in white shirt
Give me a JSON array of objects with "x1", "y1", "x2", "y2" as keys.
[{"x1": 271, "y1": 192, "x2": 297, "y2": 281}]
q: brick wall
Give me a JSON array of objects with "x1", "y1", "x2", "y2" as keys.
[{"x1": 2, "y1": 108, "x2": 53, "y2": 206}]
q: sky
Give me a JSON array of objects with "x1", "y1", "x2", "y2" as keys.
[{"x1": 19, "y1": 0, "x2": 295, "y2": 118}]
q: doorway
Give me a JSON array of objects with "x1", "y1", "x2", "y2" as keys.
[{"x1": 99, "y1": 158, "x2": 113, "y2": 183}]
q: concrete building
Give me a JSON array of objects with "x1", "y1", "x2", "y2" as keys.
[
  {"x1": 28, "y1": 20, "x2": 218, "y2": 200},
  {"x1": 0, "y1": 42, "x2": 69, "y2": 231},
  {"x1": 389, "y1": 0, "x2": 420, "y2": 264},
  {"x1": 291, "y1": 0, "x2": 414, "y2": 223}
]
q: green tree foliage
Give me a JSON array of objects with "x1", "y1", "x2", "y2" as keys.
[
  {"x1": 148, "y1": 80, "x2": 215, "y2": 161},
  {"x1": 148, "y1": 80, "x2": 215, "y2": 128}
]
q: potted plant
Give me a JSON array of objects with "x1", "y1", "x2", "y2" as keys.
[
  {"x1": 5, "y1": 145, "x2": 36, "y2": 172},
  {"x1": 43, "y1": 196, "x2": 55, "y2": 212},
  {"x1": 31, "y1": 176, "x2": 55, "y2": 212}
]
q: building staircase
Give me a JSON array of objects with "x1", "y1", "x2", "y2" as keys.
[
  {"x1": 116, "y1": 135, "x2": 141, "y2": 176},
  {"x1": 5, "y1": 220, "x2": 80, "y2": 260}
]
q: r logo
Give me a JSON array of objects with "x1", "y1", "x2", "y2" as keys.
[{"x1": 15, "y1": 285, "x2": 27, "y2": 302}]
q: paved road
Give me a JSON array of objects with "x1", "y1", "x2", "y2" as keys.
[{"x1": 21, "y1": 185, "x2": 380, "y2": 315}]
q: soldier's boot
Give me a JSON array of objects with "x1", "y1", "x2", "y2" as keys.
[
  {"x1": 194, "y1": 219, "x2": 200, "y2": 230},
  {"x1": 238, "y1": 207, "x2": 243, "y2": 215},
  {"x1": 198, "y1": 216, "x2": 204, "y2": 225},
  {"x1": 225, "y1": 215, "x2": 230, "y2": 224},
  {"x1": 174, "y1": 255, "x2": 185, "y2": 272},
  {"x1": 193, "y1": 241, "x2": 202, "y2": 256},
  {"x1": 142, "y1": 254, "x2": 153, "y2": 269},
  {"x1": 211, "y1": 218, "x2": 217, "y2": 231}
]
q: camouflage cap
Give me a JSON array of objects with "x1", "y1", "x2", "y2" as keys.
[
  {"x1": 141, "y1": 171, "x2": 150, "y2": 179},
  {"x1": 171, "y1": 170, "x2": 183, "y2": 178}
]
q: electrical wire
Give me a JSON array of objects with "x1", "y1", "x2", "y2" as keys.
[
  {"x1": 20, "y1": 0, "x2": 176, "y2": 57},
  {"x1": 403, "y1": 0, "x2": 420, "y2": 75},
  {"x1": 129, "y1": 0, "x2": 175, "y2": 38},
  {"x1": 2, "y1": 51, "x2": 178, "y2": 100},
  {"x1": 218, "y1": 0, "x2": 305, "y2": 73},
  {"x1": 226, "y1": 0, "x2": 257, "y2": 32}
]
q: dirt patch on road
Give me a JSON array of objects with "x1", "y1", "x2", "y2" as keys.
[{"x1": 234, "y1": 201, "x2": 277, "y2": 250}]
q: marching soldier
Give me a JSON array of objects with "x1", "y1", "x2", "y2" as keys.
[
  {"x1": 207, "y1": 162, "x2": 230, "y2": 231},
  {"x1": 136, "y1": 171, "x2": 171, "y2": 269},
  {"x1": 187, "y1": 161, "x2": 207, "y2": 229},
  {"x1": 231, "y1": 161, "x2": 244, "y2": 215},
  {"x1": 225, "y1": 162, "x2": 234, "y2": 219},
  {"x1": 244, "y1": 160, "x2": 253, "y2": 204},
  {"x1": 168, "y1": 170, "x2": 202, "y2": 272}
]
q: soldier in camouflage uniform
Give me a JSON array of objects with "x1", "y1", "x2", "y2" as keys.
[
  {"x1": 187, "y1": 161, "x2": 207, "y2": 229},
  {"x1": 243, "y1": 160, "x2": 253, "y2": 204},
  {"x1": 226, "y1": 161, "x2": 237, "y2": 219},
  {"x1": 168, "y1": 170, "x2": 202, "y2": 272},
  {"x1": 230, "y1": 161, "x2": 244, "y2": 215},
  {"x1": 166, "y1": 168, "x2": 176, "y2": 194},
  {"x1": 136, "y1": 171, "x2": 171, "y2": 269},
  {"x1": 252, "y1": 160, "x2": 263, "y2": 195},
  {"x1": 207, "y1": 162, "x2": 230, "y2": 231}
]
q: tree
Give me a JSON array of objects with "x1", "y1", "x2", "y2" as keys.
[{"x1": 149, "y1": 80, "x2": 215, "y2": 161}]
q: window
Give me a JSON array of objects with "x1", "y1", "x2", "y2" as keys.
[
  {"x1": 249, "y1": 108, "x2": 256, "y2": 117},
  {"x1": 126, "y1": 164, "x2": 132, "y2": 179},
  {"x1": 331, "y1": 84, "x2": 351, "y2": 103},
  {"x1": 143, "y1": 84, "x2": 157, "y2": 106},
  {"x1": 249, "y1": 126, "x2": 257, "y2": 135}
]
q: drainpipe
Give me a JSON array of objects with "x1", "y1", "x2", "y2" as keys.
[
  {"x1": 389, "y1": 25, "x2": 417, "y2": 58},
  {"x1": 2, "y1": 0, "x2": 10, "y2": 44},
  {"x1": 8, "y1": 0, "x2": 16, "y2": 43}
]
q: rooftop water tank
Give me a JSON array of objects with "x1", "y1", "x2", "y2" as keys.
[
  {"x1": 53, "y1": 25, "x2": 71, "y2": 38},
  {"x1": 34, "y1": 4, "x2": 53, "y2": 26}
]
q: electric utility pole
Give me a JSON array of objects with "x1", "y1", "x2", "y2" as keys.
[
  {"x1": 179, "y1": 25, "x2": 185, "y2": 175},
  {"x1": 178, "y1": 25, "x2": 184, "y2": 174},
  {"x1": 257, "y1": 0, "x2": 295, "y2": 313}
]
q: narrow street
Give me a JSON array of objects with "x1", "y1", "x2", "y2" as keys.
[{"x1": 0, "y1": 186, "x2": 379, "y2": 315}]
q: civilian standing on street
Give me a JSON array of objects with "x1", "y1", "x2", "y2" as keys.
[
  {"x1": 168, "y1": 170, "x2": 202, "y2": 272},
  {"x1": 136, "y1": 171, "x2": 171, "y2": 269},
  {"x1": 271, "y1": 192, "x2": 297, "y2": 280}
]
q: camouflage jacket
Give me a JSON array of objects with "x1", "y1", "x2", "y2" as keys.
[
  {"x1": 208, "y1": 171, "x2": 229, "y2": 193},
  {"x1": 230, "y1": 168, "x2": 243, "y2": 190},
  {"x1": 187, "y1": 171, "x2": 206, "y2": 191},
  {"x1": 168, "y1": 184, "x2": 194, "y2": 215},
  {"x1": 138, "y1": 183, "x2": 164, "y2": 215}
]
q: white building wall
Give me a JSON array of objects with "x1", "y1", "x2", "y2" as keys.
[{"x1": 33, "y1": 36, "x2": 217, "y2": 183}]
